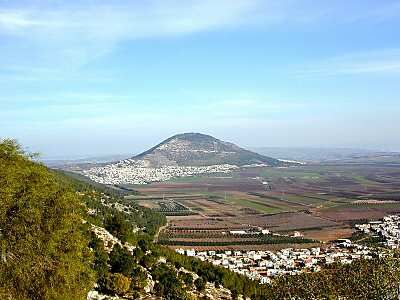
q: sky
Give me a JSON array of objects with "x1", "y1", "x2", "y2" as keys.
[{"x1": 1, "y1": 0, "x2": 400, "y2": 158}]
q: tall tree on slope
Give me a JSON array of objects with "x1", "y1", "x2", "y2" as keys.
[{"x1": 0, "y1": 139, "x2": 95, "y2": 299}]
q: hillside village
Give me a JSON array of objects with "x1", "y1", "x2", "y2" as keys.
[
  {"x1": 176, "y1": 243, "x2": 383, "y2": 285},
  {"x1": 83, "y1": 159, "x2": 238, "y2": 184},
  {"x1": 355, "y1": 214, "x2": 400, "y2": 249},
  {"x1": 177, "y1": 215, "x2": 400, "y2": 285},
  {"x1": 79, "y1": 133, "x2": 287, "y2": 185}
]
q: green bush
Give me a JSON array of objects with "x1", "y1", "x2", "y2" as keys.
[
  {"x1": 152, "y1": 263, "x2": 188, "y2": 299},
  {"x1": 0, "y1": 139, "x2": 95, "y2": 299},
  {"x1": 106, "y1": 273, "x2": 131, "y2": 296},
  {"x1": 179, "y1": 271, "x2": 194, "y2": 286},
  {"x1": 109, "y1": 244, "x2": 136, "y2": 276},
  {"x1": 194, "y1": 277, "x2": 206, "y2": 291}
]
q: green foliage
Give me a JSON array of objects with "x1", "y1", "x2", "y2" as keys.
[
  {"x1": 109, "y1": 244, "x2": 137, "y2": 276},
  {"x1": 231, "y1": 289, "x2": 239, "y2": 300},
  {"x1": 130, "y1": 267, "x2": 148, "y2": 291},
  {"x1": 153, "y1": 244, "x2": 400, "y2": 300},
  {"x1": 105, "y1": 273, "x2": 131, "y2": 296},
  {"x1": 2, "y1": 139, "x2": 398, "y2": 300},
  {"x1": 132, "y1": 246, "x2": 145, "y2": 260},
  {"x1": 0, "y1": 139, "x2": 95, "y2": 299},
  {"x1": 152, "y1": 263, "x2": 188, "y2": 299},
  {"x1": 104, "y1": 213, "x2": 133, "y2": 243},
  {"x1": 71, "y1": 185, "x2": 166, "y2": 241},
  {"x1": 139, "y1": 253, "x2": 157, "y2": 269},
  {"x1": 179, "y1": 271, "x2": 194, "y2": 287},
  {"x1": 153, "y1": 245, "x2": 259, "y2": 297},
  {"x1": 194, "y1": 277, "x2": 206, "y2": 291},
  {"x1": 350, "y1": 231, "x2": 386, "y2": 248},
  {"x1": 56, "y1": 167, "x2": 166, "y2": 242},
  {"x1": 89, "y1": 234, "x2": 109, "y2": 291},
  {"x1": 138, "y1": 238, "x2": 149, "y2": 252},
  {"x1": 260, "y1": 257, "x2": 400, "y2": 299}
]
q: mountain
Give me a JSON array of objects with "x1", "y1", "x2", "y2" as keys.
[{"x1": 132, "y1": 132, "x2": 283, "y2": 167}]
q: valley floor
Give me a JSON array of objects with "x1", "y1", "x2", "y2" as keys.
[{"x1": 124, "y1": 163, "x2": 400, "y2": 249}]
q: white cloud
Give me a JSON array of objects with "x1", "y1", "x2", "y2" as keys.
[
  {"x1": 0, "y1": 0, "x2": 266, "y2": 73},
  {"x1": 0, "y1": 1, "x2": 261, "y2": 35},
  {"x1": 1, "y1": 0, "x2": 399, "y2": 69},
  {"x1": 0, "y1": 1, "x2": 262, "y2": 64},
  {"x1": 0, "y1": 10, "x2": 42, "y2": 29}
]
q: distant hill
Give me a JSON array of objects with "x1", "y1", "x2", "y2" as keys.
[
  {"x1": 132, "y1": 132, "x2": 283, "y2": 167},
  {"x1": 41, "y1": 154, "x2": 131, "y2": 168},
  {"x1": 251, "y1": 147, "x2": 399, "y2": 163}
]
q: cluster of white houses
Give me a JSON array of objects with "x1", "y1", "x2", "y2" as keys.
[
  {"x1": 176, "y1": 240, "x2": 383, "y2": 284},
  {"x1": 83, "y1": 160, "x2": 238, "y2": 184},
  {"x1": 176, "y1": 242, "x2": 381, "y2": 284},
  {"x1": 355, "y1": 214, "x2": 400, "y2": 248},
  {"x1": 177, "y1": 215, "x2": 400, "y2": 284}
]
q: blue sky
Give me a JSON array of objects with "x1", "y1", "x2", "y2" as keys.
[{"x1": 1, "y1": 0, "x2": 400, "y2": 158}]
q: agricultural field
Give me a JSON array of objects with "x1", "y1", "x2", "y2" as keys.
[{"x1": 124, "y1": 162, "x2": 400, "y2": 250}]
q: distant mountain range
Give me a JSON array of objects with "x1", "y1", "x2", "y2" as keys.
[
  {"x1": 131, "y1": 133, "x2": 284, "y2": 167},
  {"x1": 252, "y1": 147, "x2": 400, "y2": 163},
  {"x1": 41, "y1": 154, "x2": 131, "y2": 167}
]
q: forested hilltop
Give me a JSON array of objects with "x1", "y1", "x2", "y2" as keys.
[{"x1": 1, "y1": 139, "x2": 400, "y2": 300}]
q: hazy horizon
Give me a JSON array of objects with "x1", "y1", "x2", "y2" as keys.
[
  {"x1": 39, "y1": 137, "x2": 398, "y2": 161},
  {"x1": 1, "y1": 1, "x2": 400, "y2": 157}
]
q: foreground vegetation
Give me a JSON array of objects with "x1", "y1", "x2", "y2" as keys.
[
  {"x1": 0, "y1": 139, "x2": 95, "y2": 299},
  {"x1": 1, "y1": 139, "x2": 400, "y2": 299},
  {"x1": 263, "y1": 257, "x2": 400, "y2": 299}
]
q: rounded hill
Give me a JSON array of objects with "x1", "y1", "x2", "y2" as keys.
[{"x1": 132, "y1": 132, "x2": 282, "y2": 167}]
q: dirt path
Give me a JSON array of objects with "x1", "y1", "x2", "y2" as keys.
[{"x1": 153, "y1": 221, "x2": 169, "y2": 243}]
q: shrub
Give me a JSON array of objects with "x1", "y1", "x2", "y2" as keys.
[
  {"x1": 194, "y1": 277, "x2": 206, "y2": 291},
  {"x1": 0, "y1": 139, "x2": 95, "y2": 299},
  {"x1": 106, "y1": 273, "x2": 131, "y2": 296}
]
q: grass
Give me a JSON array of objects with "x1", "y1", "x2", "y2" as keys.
[
  {"x1": 352, "y1": 175, "x2": 380, "y2": 186},
  {"x1": 350, "y1": 232, "x2": 385, "y2": 248},
  {"x1": 283, "y1": 194, "x2": 324, "y2": 206},
  {"x1": 225, "y1": 197, "x2": 286, "y2": 214},
  {"x1": 167, "y1": 175, "x2": 208, "y2": 183},
  {"x1": 317, "y1": 200, "x2": 350, "y2": 209},
  {"x1": 260, "y1": 168, "x2": 324, "y2": 181}
]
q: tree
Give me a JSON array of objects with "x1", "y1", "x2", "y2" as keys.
[
  {"x1": 0, "y1": 139, "x2": 95, "y2": 299},
  {"x1": 194, "y1": 277, "x2": 206, "y2": 292},
  {"x1": 89, "y1": 234, "x2": 109, "y2": 291},
  {"x1": 104, "y1": 213, "x2": 132, "y2": 243},
  {"x1": 106, "y1": 273, "x2": 131, "y2": 296},
  {"x1": 109, "y1": 244, "x2": 136, "y2": 276},
  {"x1": 259, "y1": 258, "x2": 400, "y2": 300},
  {"x1": 152, "y1": 263, "x2": 188, "y2": 299},
  {"x1": 130, "y1": 267, "x2": 148, "y2": 291},
  {"x1": 179, "y1": 271, "x2": 194, "y2": 287},
  {"x1": 138, "y1": 239, "x2": 149, "y2": 252},
  {"x1": 231, "y1": 289, "x2": 239, "y2": 300},
  {"x1": 140, "y1": 253, "x2": 157, "y2": 269}
]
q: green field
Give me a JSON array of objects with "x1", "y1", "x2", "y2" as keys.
[
  {"x1": 260, "y1": 168, "x2": 325, "y2": 182},
  {"x1": 225, "y1": 196, "x2": 288, "y2": 214}
]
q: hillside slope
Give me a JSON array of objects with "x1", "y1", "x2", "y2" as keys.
[
  {"x1": 2, "y1": 139, "x2": 400, "y2": 300},
  {"x1": 133, "y1": 132, "x2": 282, "y2": 167}
]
